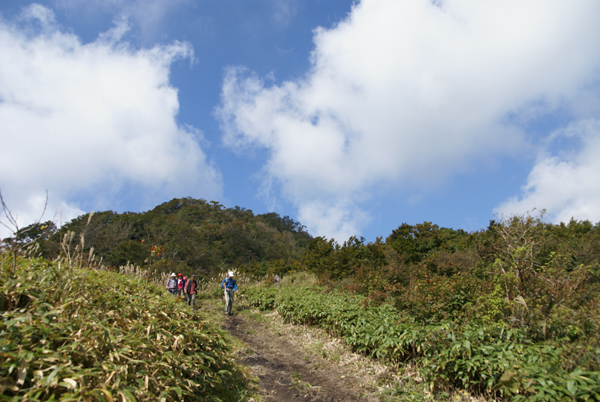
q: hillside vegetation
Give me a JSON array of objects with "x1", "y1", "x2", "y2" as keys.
[
  {"x1": 244, "y1": 213, "x2": 600, "y2": 400},
  {"x1": 5, "y1": 199, "x2": 600, "y2": 400},
  {"x1": 0, "y1": 252, "x2": 253, "y2": 401},
  {"x1": 19, "y1": 198, "x2": 311, "y2": 279}
]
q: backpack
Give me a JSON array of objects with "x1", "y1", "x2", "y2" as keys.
[{"x1": 225, "y1": 277, "x2": 236, "y2": 289}]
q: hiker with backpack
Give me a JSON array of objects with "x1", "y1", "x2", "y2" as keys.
[
  {"x1": 185, "y1": 274, "x2": 198, "y2": 307},
  {"x1": 221, "y1": 271, "x2": 238, "y2": 316},
  {"x1": 166, "y1": 273, "x2": 178, "y2": 296}
]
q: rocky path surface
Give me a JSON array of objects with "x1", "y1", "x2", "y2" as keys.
[{"x1": 221, "y1": 312, "x2": 380, "y2": 402}]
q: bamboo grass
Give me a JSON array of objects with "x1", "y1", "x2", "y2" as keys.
[{"x1": 0, "y1": 252, "x2": 252, "y2": 401}]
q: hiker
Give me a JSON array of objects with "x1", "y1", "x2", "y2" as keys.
[
  {"x1": 185, "y1": 274, "x2": 198, "y2": 307},
  {"x1": 166, "y1": 273, "x2": 178, "y2": 296},
  {"x1": 177, "y1": 273, "x2": 185, "y2": 297},
  {"x1": 182, "y1": 276, "x2": 189, "y2": 303},
  {"x1": 274, "y1": 275, "x2": 279, "y2": 284},
  {"x1": 221, "y1": 271, "x2": 238, "y2": 315}
]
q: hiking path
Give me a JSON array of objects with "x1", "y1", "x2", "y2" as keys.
[{"x1": 201, "y1": 297, "x2": 385, "y2": 401}]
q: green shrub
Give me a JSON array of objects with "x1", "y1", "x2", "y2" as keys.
[
  {"x1": 246, "y1": 284, "x2": 600, "y2": 400},
  {"x1": 0, "y1": 253, "x2": 251, "y2": 401}
]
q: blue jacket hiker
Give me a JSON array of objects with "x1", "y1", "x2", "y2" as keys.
[{"x1": 221, "y1": 271, "x2": 238, "y2": 315}]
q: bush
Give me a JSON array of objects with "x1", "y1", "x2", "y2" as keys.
[
  {"x1": 0, "y1": 253, "x2": 251, "y2": 401},
  {"x1": 245, "y1": 284, "x2": 600, "y2": 400}
]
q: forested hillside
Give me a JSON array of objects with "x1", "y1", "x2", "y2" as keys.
[{"x1": 19, "y1": 197, "x2": 312, "y2": 279}]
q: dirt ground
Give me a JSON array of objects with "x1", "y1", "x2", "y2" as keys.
[
  {"x1": 197, "y1": 293, "x2": 383, "y2": 401},
  {"x1": 199, "y1": 293, "x2": 488, "y2": 402},
  {"x1": 222, "y1": 311, "x2": 380, "y2": 402}
]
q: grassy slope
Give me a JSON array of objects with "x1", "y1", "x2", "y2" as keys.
[
  {"x1": 0, "y1": 253, "x2": 256, "y2": 401},
  {"x1": 244, "y1": 274, "x2": 600, "y2": 401}
]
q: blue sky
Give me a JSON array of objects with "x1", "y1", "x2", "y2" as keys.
[{"x1": 1, "y1": 0, "x2": 600, "y2": 242}]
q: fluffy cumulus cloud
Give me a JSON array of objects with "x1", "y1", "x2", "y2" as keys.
[
  {"x1": 297, "y1": 199, "x2": 370, "y2": 243},
  {"x1": 496, "y1": 120, "x2": 600, "y2": 223},
  {"x1": 0, "y1": 4, "x2": 221, "y2": 237},
  {"x1": 217, "y1": 0, "x2": 600, "y2": 240}
]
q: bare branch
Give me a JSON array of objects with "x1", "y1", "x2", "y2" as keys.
[
  {"x1": 0, "y1": 189, "x2": 19, "y2": 232},
  {"x1": 0, "y1": 189, "x2": 49, "y2": 237},
  {"x1": 0, "y1": 189, "x2": 50, "y2": 271},
  {"x1": 36, "y1": 189, "x2": 49, "y2": 225}
]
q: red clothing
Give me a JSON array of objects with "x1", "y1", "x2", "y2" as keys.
[{"x1": 186, "y1": 280, "x2": 198, "y2": 295}]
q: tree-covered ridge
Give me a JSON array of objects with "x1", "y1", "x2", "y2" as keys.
[
  {"x1": 301, "y1": 215, "x2": 600, "y2": 337},
  {"x1": 35, "y1": 197, "x2": 311, "y2": 279},
  {"x1": 246, "y1": 214, "x2": 600, "y2": 400}
]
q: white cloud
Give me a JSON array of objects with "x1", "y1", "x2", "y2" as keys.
[
  {"x1": 98, "y1": 14, "x2": 131, "y2": 43},
  {"x1": 268, "y1": 0, "x2": 298, "y2": 28},
  {"x1": 54, "y1": 0, "x2": 191, "y2": 42},
  {"x1": 496, "y1": 119, "x2": 600, "y2": 223},
  {"x1": 217, "y1": 0, "x2": 600, "y2": 240},
  {"x1": 297, "y1": 199, "x2": 370, "y2": 243},
  {"x1": 0, "y1": 5, "x2": 221, "y2": 237},
  {"x1": 19, "y1": 3, "x2": 57, "y2": 26}
]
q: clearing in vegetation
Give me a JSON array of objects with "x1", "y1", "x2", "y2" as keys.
[{"x1": 198, "y1": 273, "x2": 490, "y2": 401}]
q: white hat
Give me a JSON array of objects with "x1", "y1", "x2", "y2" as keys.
[
  {"x1": 171, "y1": 273, "x2": 176, "y2": 277},
  {"x1": 228, "y1": 271, "x2": 234, "y2": 277}
]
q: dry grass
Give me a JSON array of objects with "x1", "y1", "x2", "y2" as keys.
[
  {"x1": 200, "y1": 270, "x2": 254, "y2": 294},
  {"x1": 262, "y1": 308, "x2": 393, "y2": 389}
]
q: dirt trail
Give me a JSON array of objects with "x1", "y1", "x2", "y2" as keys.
[{"x1": 222, "y1": 312, "x2": 380, "y2": 401}]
